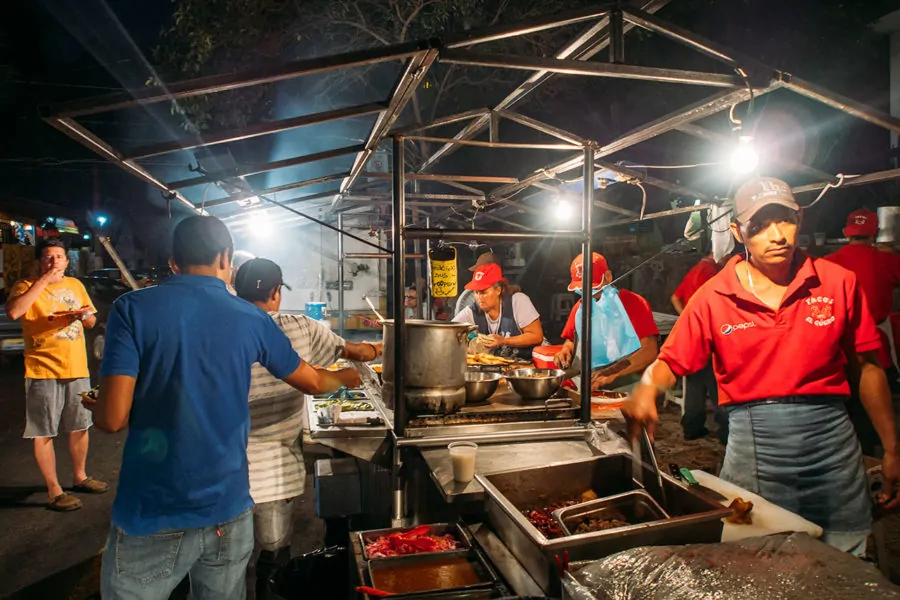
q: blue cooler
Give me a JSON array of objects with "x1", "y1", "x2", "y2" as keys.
[{"x1": 305, "y1": 302, "x2": 327, "y2": 320}]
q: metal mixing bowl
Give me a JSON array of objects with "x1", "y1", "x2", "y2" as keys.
[
  {"x1": 505, "y1": 368, "x2": 566, "y2": 400},
  {"x1": 465, "y1": 371, "x2": 502, "y2": 403}
]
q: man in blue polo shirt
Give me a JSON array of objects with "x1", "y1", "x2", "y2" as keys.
[{"x1": 85, "y1": 216, "x2": 355, "y2": 600}]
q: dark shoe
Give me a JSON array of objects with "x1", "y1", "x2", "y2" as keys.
[
  {"x1": 73, "y1": 476, "x2": 109, "y2": 494},
  {"x1": 49, "y1": 492, "x2": 82, "y2": 511},
  {"x1": 256, "y1": 548, "x2": 290, "y2": 600}
]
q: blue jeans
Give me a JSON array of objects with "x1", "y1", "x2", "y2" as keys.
[
  {"x1": 721, "y1": 399, "x2": 871, "y2": 556},
  {"x1": 101, "y1": 508, "x2": 254, "y2": 600}
]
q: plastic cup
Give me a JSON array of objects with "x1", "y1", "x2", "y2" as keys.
[{"x1": 448, "y1": 441, "x2": 478, "y2": 484}]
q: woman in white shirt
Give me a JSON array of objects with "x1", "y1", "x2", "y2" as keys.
[{"x1": 453, "y1": 263, "x2": 543, "y2": 359}]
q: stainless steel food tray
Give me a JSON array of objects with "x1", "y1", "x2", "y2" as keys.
[
  {"x1": 476, "y1": 453, "x2": 732, "y2": 595},
  {"x1": 553, "y1": 490, "x2": 669, "y2": 537},
  {"x1": 366, "y1": 549, "x2": 497, "y2": 598},
  {"x1": 358, "y1": 523, "x2": 471, "y2": 561}
]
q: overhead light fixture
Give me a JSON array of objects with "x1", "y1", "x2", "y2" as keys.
[
  {"x1": 96, "y1": 215, "x2": 108, "y2": 226},
  {"x1": 730, "y1": 136, "x2": 759, "y2": 174}
]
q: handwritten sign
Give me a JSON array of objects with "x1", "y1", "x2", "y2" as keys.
[{"x1": 429, "y1": 247, "x2": 458, "y2": 298}]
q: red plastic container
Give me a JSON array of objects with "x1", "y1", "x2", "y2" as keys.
[{"x1": 532, "y1": 345, "x2": 563, "y2": 370}]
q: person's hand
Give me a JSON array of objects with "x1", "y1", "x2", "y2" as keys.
[
  {"x1": 368, "y1": 342, "x2": 383, "y2": 360},
  {"x1": 590, "y1": 372, "x2": 617, "y2": 391},
  {"x1": 879, "y1": 450, "x2": 900, "y2": 511},
  {"x1": 79, "y1": 391, "x2": 97, "y2": 412},
  {"x1": 340, "y1": 368, "x2": 362, "y2": 389},
  {"x1": 482, "y1": 334, "x2": 505, "y2": 350},
  {"x1": 554, "y1": 345, "x2": 573, "y2": 368},
  {"x1": 622, "y1": 382, "x2": 659, "y2": 442},
  {"x1": 38, "y1": 266, "x2": 66, "y2": 286}
]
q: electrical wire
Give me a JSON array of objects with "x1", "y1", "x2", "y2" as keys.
[
  {"x1": 200, "y1": 183, "x2": 211, "y2": 212},
  {"x1": 800, "y1": 173, "x2": 856, "y2": 209},
  {"x1": 635, "y1": 181, "x2": 647, "y2": 220},
  {"x1": 615, "y1": 162, "x2": 719, "y2": 170}
]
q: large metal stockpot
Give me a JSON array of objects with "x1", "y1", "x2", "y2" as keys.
[{"x1": 382, "y1": 320, "x2": 474, "y2": 414}]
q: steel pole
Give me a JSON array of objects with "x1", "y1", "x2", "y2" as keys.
[
  {"x1": 337, "y1": 214, "x2": 345, "y2": 339},
  {"x1": 391, "y1": 135, "x2": 407, "y2": 525},
  {"x1": 580, "y1": 147, "x2": 594, "y2": 425},
  {"x1": 424, "y1": 216, "x2": 433, "y2": 320}
]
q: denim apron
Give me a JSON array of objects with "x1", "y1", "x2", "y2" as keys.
[
  {"x1": 472, "y1": 295, "x2": 532, "y2": 360},
  {"x1": 720, "y1": 397, "x2": 872, "y2": 555}
]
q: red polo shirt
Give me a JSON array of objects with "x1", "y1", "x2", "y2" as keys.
[
  {"x1": 659, "y1": 252, "x2": 881, "y2": 405},
  {"x1": 673, "y1": 257, "x2": 720, "y2": 305},
  {"x1": 825, "y1": 243, "x2": 900, "y2": 367},
  {"x1": 561, "y1": 289, "x2": 659, "y2": 341}
]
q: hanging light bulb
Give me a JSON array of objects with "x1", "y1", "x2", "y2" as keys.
[
  {"x1": 730, "y1": 136, "x2": 759, "y2": 174},
  {"x1": 555, "y1": 198, "x2": 574, "y2": 222}
]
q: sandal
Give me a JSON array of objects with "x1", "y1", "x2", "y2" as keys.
[
  {"x1": 49, "y1": 492, "x2": 82, "y2": 512},
  {"x1": 73, "y1": 477, "x2": 109, "y2": 494}
]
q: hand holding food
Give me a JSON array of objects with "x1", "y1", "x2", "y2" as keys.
[
  {"x1": 724, "y1": 497, "x2": 754, "y2": 524},
  {"x1": 481, "y1": 334, "x2": 505, "y2": 350},
  {"x1": 79, "y1": 386, "x2": 99, "y2": 411}
]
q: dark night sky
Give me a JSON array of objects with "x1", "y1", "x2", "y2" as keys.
[{"x1": 0, "y1": 0, "x2": 898, "y2": 244}]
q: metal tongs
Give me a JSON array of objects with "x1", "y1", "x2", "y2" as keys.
[{"x1": 631, "y1": 427, "x2": 668, "y2": 511}]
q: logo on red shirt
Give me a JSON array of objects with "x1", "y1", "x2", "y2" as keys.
[
  {"x1": 805, "y1": 297, "x2": 835, "y2": 327},
  {"x1": 720, "y1": 322, "x2": 756, "y2": 336}
]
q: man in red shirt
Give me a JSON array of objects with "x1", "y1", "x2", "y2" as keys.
[
  {"x1": 554, "y1": 253, "x2": 659, "y2": 392},
  {"x1": 625, "y1": 177, "x2": 899, "y2": 555},
  {"x1": 671, "y1": 248, "x2": 724, "y2": 441},
  {"x1": 825, "y1": 209, "x2": 900, "y2": 454},
  {"x1": 826, "y1": 209, "x2": 900, "y2": 375}
]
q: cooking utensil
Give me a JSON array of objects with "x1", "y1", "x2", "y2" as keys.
[
  {"x1": 356, "y1": 585, "x2": 393, "y2": 597},
  {"x1": 554, "y1": 550, "x2": 569, "y2": 577},
  {"x1": 641, "y1": 428, "x2": 668, "y2": 512},
  {"x1": 382, "y1": 320, "x2": 476, "y2": 414},
  {"x1": 363, "y1": 295, "x2": 385, "y2": 322},
  {"x1": 464, "y1": 371, "x2": 501, "y2": 403},
  {"x1": 504, "y1": 368, "x2": 566, "y2": 400},
  {"x1": 678, "y1": 467, "x2": 728, "y2": 502}
]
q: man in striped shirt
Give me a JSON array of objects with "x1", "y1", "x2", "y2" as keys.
[{"x1": 234, "y1": 258, "x2": 382, "y2": 590}]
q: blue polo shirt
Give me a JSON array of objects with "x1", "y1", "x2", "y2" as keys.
[{"x1": 100, "y1": 274, "x2": 301, "y2": 535}]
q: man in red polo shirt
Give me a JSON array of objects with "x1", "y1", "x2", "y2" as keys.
[
  {"x1": 554, "y1": 253, "x2": 659, "y2": 392},
  {"x1": 826, "y1": 209, "x2": 900, "y2": 455},
  {"x1": 826, "y1": 209, "x2": 900, "y2": 375},
  {"x1": 671, "y1": 248, "x2": 725, "y2": 441},
  {"x1": 625, "y1": 177, "x2": 899, "y2": 555}
]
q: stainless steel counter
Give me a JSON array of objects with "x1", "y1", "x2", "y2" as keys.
[
  {"x1": 420, "y1": 438, "x2": 603, "y2": 503},
  {"x1": 301, "y1": 362, "x2": 393, "y2": 461}
]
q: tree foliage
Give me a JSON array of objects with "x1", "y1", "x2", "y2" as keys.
[{"x1": 153, "y1": 0, "x2": 591, "y2": 135}]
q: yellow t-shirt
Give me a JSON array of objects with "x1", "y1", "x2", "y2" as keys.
[{"x1": 10, "y1": 277, "x2": 96, "y2": 379}]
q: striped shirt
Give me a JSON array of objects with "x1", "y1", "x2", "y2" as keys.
[{"x1": 248, "y1": 313, "x2": 345, "y2": 504}]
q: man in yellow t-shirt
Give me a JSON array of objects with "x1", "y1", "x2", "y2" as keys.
[{"x1": 5, "y1": 239, "x2": 108, "y2": 511}]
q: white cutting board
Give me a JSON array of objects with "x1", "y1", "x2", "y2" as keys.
[{"x1": 690, "y1": 469, "x2": 824, "y2": 542}]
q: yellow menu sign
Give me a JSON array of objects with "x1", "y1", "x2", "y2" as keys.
[{"x1": 429, "y1": 247, "x2": 458, "y2": 298}]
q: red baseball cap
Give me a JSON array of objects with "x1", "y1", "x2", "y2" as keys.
[
  {"x1": 844, "y1": 209, "x2": 878, "y2": 238},
  {"x1": 465, "y1": 263, "x2": 504, "y2": 291},
  {"x1": 567, "y1": 252, "x2": 610, "y2": 292}
]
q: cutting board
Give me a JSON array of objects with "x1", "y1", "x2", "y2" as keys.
[{"x1": 690, "y1": 469, "x2": 824, "y2": 542}]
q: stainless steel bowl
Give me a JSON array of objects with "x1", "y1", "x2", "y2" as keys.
[
  {"x1": 465, "y1": 371, "x2": 502, "y2": 403},
  {"x1": 505, "y1": 368, "x2": 566, "y2": 400}
]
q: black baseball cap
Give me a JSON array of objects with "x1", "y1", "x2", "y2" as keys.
[{"x1": 234, "y1": 258, "x2": 292, "y2": 301}]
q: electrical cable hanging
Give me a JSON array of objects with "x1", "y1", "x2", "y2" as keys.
[{"x1": 800, "y1": 173, "x2": 856, "y2": 209}]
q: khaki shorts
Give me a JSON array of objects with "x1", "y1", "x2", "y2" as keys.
[{"x1": 23, "y1": 378, "x2": 93, "y2": 438}]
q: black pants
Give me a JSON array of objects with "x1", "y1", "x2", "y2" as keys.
[{"x1": 681, "y1": 363, "x2": 728, "y2": 443}]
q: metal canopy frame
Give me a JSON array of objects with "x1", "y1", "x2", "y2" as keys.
[{"x1": 42, "y1": 0, "x2": 900, "y2": 525}]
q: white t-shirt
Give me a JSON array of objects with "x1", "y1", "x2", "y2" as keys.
[{"x1": 452, "y1": 292, "x2": 540, "y2": 334}]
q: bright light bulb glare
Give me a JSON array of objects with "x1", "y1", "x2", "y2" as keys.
[
  {"x1": 555, "y1": 199, "x2": 574, "y2": 221},
  {"x1": 248, "y1": 213, "x2": 271, "y2": 237},
  {"x1": 730, "y1": 138, "x2": 759, "y2": 174},
  {"x1": 96, "y1": 215, "x2": 108, "y2": 226}
]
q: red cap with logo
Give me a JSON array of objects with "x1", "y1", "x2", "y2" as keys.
[
  {"x1": 567, "y1": 252, "x2": 610, "y2": 292},
  {"x1": 844, "y1": 209, "x2": 878, "y2": 238},
  {"x1": 465, "y1": 263, "x2": 504, "y2": 291}
]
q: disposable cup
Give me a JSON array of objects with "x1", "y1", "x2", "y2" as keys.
[{"x1": 448, "y1": 441, "x2": 478, "y2": 484}]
